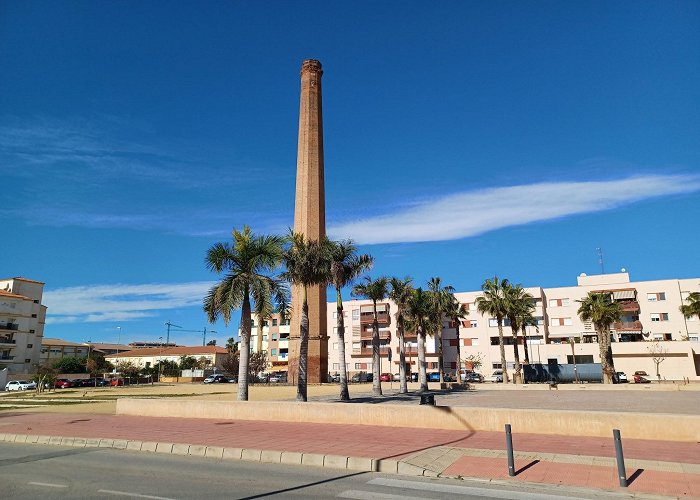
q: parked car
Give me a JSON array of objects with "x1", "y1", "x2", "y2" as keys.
[
  {"x1": 54, "y1": 379, "x2": 73, "y2": 389},
  {"x1": 410, "y1": 372, "x2": 419, "y2": 382},
  {"x1": 203, "y1": 375, "x2": 229, "y2": 384},
  {"x1": 110, "y1": 378, "x2": 124, "y2": 386},
  {"x1": 351, "y1": 372, "x2": 372, "y2": 383},
  {"x1": 393, "y1": 373, "x2": 401, "y2": 381},
  {"x1": 634, "y1": 371, "x2": 649, "y2": 377},
  {"x1": 5, "y1": 380, "x2": 36, "y2": 391},
  {"x1": 327, "y1": 373, "x2": 340, "y2": 383},
  {"x1": 270, "y1": 373, "x2": 287, "y2": 383},
  {"x1": 379, "y1": 373, "x2": 392, "y2": 382},
  {"x1": 614, "y1": 372, "x2": 628, "y2": 383},
  {"x1": 464, "y1": 372, "x2": 484, "y2": 383},
  {"x1": 634, "y1": 373, "x2": 651, "y2": 384},
  {"x1": 443, "y1": 373, "x2": 455, "y2": 382},
  {"x1": 485, "y1": 370, "x2": 503, "y2": 383},
  {"x1": 427, "y1": 372, "x2": 441, "y2": 382}
]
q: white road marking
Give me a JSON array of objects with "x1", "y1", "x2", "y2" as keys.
[
  {"x1": 98, "y1": 489, "x2": 177, "y2": 499},
  {"x1": 367, "y1": 478, "x2": 578, "y2": 500},
  {"x1": 28, "y1": 482, "x2": 68, "y2": 488},
  {"x1": 338, "y1": 490, "x2": 431, "y2": 500}
]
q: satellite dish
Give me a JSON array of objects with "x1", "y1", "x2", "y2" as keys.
[
  {"x1": 621, "y1": 268, "x2": 626, "y2": 273},
  {"x1": 579, "y1": 272, "x2": 587, "y2": 277}
]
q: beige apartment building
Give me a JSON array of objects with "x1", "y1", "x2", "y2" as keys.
[
  {"x1": 105, "y1": 345, "x2": 229, "y2": 371},
  {"x1": 244, "y1": 273, "x2": 700, "y2": 381},
  {"x1": 0, "y1": 277, "x2": 47, "y2": 374}
]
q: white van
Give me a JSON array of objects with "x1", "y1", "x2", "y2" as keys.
[{"x1": 485, "y1": 370, "x2": 503, "y2": 383}]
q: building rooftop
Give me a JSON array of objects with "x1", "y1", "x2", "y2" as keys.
[
  {"x1": 0, "y1": 277, "x2": 46, "y2": 284},
  {"x1": 41, "y1": 338, "x2": 85, "y2": 347},
  {"x1": 106, "y1": 345, "x2": 228, "y2": 358},
  {"x1": 0, "y1": 289, "x2": 33, "y2": 301}
]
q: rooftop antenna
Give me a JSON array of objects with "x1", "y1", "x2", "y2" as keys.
[{"x1": 596, "y1": 247, "x2": 605, "y2": 275}]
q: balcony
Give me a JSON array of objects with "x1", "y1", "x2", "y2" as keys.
[
  {"x1": 613, "y1": 320, "x2": 643, "y2": 331},
  {"x1": 619, "y1": 301, "x2": 640, "y2": 313},
  {"x1": 0, "y1": 355, "x2": 16, "y2": 363},
  {"x1": 0, "y1": 323, "x2": 19, "y2": 331},
  {"x1": 352, "y1": 347, "x2": 392, "y2": 357},
  {"x1": 360, "y1": 329, "x2": 391, "y2": 341},
  {"x1": 0, "y1": 336, "x2": 15, "y2": 346}
]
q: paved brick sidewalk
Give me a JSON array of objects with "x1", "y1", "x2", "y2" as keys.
[{"x1": 1, "y1": 412, "x2": 698, "y2": 498}]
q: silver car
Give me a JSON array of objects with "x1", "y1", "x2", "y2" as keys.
[{"x1": 5, "y1": 380, "x2": 37, "y2": 391}]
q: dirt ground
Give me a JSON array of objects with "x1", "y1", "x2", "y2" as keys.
[{"x1": 2, "y1": 380, "x2": 698, "y2": 416}]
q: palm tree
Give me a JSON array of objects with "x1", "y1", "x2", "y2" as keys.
[
  {"x1": 204, "y1": 226, "x2": 287, "y2": 401},
  {"x1": 504, "y1": 284, "x2": 534, "y2": 384},
  {"x1": 388, "y1": 277, "x2": 413, "y2": 394},
  {"x1": 519, "y1": 309, "x2": 537, "y2": 365},
  {"x1": 404, "y1": 287, "x2": 434, "y2": 393},
  {"x1": 281, "y1": 233, "x2": 332, "y2": 402},
  {"x1": 577, "y1": 292, "x2": 623, "y2": 384},
  {"x1": 475, "y1": 276, "x2": 511, "y2": 384},
  {"x1": 352, "y1": 276, "x2": 389, "y2": 396},
  {"x1": 225, "y1": 337, "x2": 238, "y2": 353},
  {"x1": 329, "y1": 240, "x2": 374, "y2": 401},
  {"x1": 427, "y1": 277, "x2": 455, "y2": 384},
  {"x1": 680, "y1": 292, "x2": 700, "y2": 324},
  {"x1": 444, "y1": 295, "x2": 469, "y2": 384}
]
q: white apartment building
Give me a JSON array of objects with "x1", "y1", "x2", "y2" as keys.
[
  {"x1": 0, "y1": 277, "x2": 47, "y2": 374},
  {"x1": 326, "y1": 273, "x2": 700, "y2": 381},
  {"x1": 106, "y1": 346, "x2": 229, "y2": 371}
]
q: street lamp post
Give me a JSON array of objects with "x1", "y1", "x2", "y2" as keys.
[{"x1": 158, "y1": 336, "x2": 164, "y2": 382}]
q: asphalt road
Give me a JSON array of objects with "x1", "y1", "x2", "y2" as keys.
[{"x1": 0, "y1": 442, "x2": 621, "y2": 499}]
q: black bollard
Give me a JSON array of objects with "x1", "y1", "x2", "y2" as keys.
[
  {"x1": 505, "y1": 424, "x2": 515, "y2": 476},
  {"x1": 613, "y1": 429, "x2": 628, "y2": 487}
]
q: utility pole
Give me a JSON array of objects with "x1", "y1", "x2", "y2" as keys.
[{"x1": 596, "y1": 247, "x2": 605, "y2": 275}]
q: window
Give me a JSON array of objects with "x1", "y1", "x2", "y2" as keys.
[
  {"x1": 355, "y1": 363, "x2": 362, "y2": 369},
  {"x1": 31, "y1": 314, "x2": 37, "y2": 318},
  {"x1": 449, "y1": 339, "x2": 458, "y2": 347},
  {"x1": 333, "y1": 342, "x2": 338, "y2": 350},
  {"x1": 430, "y1": 362, "x2": 438, "y2": 369},
  {"x1": 333, "y1": 312, "x2": 337, "y2": 319},
  {"x1": 262, "y1": 335, "x2": 268, "y2": 341},
  {"x1": 251, "y1": 320, "x2": 255, "y2": 327},
  {"x1": 470, "y1": 320, "x2": 477, "y2": 328},
  {"x1": 33, "y1": 300, "x2": 39, "y2": 303},
  {"x1": 536, "y1": 316, "x2": 545, "y2": 326},
  {"x1": 271, "y1": 334, "x2": 277, "y2": 341},
  {"x1": 647, "y1": 292, "x2": 666, "y2": 302},
  {"x1": 550, "y1": 317, "x2": 572, "y2": 326},
  {"x1": 650, "y1": 313, "x2": 669, "y2": 322},
  {"x1": 548, "y1": 298, "x2": 569, "y2": 307},
  {"x1": 29, "y1": 329, "x2": 35, "y2": 333},
  {"x1": 282, "y1": 319, "x2": 290, "y2": 326},
  {"x1": 263, "y1": 320, "x2": 268, "y2": 326},
  {"x1": 271, "y1": 349, "x2": 277, "y2": 356},
  {"x1": 25, "y1": 358, "x2": 31, "y2": 363},
  {"x1": 27, "y1": 344, "x2": 33, "y2": 348},
  {"x1": 272, "y1": 318, "x2": 278, "y2": 326},
  {"x1": 333, "y1": 363, "x2": 340, "y2": 370},
  {"x1": 471, "y1": 338, "x2": 480, "y2": 346},
  {"x1": 352, "y1": 309, "x2": 360, "y2": 320}
]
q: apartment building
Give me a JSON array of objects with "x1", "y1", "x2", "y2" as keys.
[
  {"x1": 40, "y1": 338, "x2": 89, "y2": 363},
  {"x1": 105, "y1": 345, "x2": 228, "y2": 371},
  {"x1": 326, "y1": 273, "x2": 700, "y2": 381},
  {"x1": 248, "y1": 314, "x2": 291, "y2": 372},
  {"x1": 0, "y1": 277, "x2": 47, "y2": 374}
]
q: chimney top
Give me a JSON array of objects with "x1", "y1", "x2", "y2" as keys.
[{"x1": 301, "y1": 59, "x2": 323, "y2": 75}]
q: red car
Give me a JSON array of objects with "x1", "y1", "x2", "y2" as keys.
[
  {"x1": 110, "y1": 378, "x2": 125, "y2": 386},
  {"x1": 634, "y1": 374, "x2": 651, "y2": 383},
  {"x1": 379, "y1": 373, "x2": 392, "y2": 382},
  {"x1": 54, "y1": 379, "x2": 73, "y2": 389}
]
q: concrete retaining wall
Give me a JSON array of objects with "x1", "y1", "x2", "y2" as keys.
[{"x1": 116, "y1": 399, "x2": 700, "y2": 442}]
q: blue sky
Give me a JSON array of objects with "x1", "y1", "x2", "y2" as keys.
[{"x1": 2, "y1": 1, "x2": 699, "y2": 346}]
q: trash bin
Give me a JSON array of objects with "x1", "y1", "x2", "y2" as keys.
[{"x1": 419, "y1": 394, "x2": 435, "y2": 405}]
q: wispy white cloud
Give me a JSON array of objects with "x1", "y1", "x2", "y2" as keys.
[
  {"x1": 328, "y1": 174, "x2": 700, "y2": 245},
  {"x1": 43, "y1": 281, "x2": 215, "y2": 324}
]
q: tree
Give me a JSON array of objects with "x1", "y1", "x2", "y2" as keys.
[
  {"x1": 179, "y1": 355, "x2": 200, "y2": 371},
  {"x1": 352, "y1": 276, "x2": 389, "y2": 397},
  {"x1": 204, "y1": 226, "x2": 287, "y2": 401},
  {"x1": 281, "y1": 233, "x2": 332, "y2": 402},
  {"x1": 427, "y1": 277, "x2": 455, "y2": 384},
  {"x1": 52, "y1": 356, "x2": 85, "y2": 374},
  {"x1": 33, "y1": 362, "x2": 58, "y2": 393},
  {"x1": 248, "y1": 351, "x2": 269, "y2": 381},
  {"x1": 225, "y1": 337, "x2": 238, "y2": 353},
  {"x1": 444, "y1": 295, "x2": 469, "y2": 384},
  {"x1": 221, "y1": 351, "x2": 240, "y2": 378},
  {"x1": 206, "y1": 339, "x2": 217, "y2": 346},
  {"x1": 680, "y1": 292, "x2": 700, "y2": 323},
  {"x1": 648, "y1": 342, "x2": 668, "y2": 381},
  {"x1": 504, "y1": 283, "x2": 534, "y2": 384},
  {"x1": 404, "y1": 287, "x2": 435, "y2": 393},
  {"x1": 388, "y1": 276, "x2": 413, "y2": 394},
  {"x1": 463, "y1": 352, "x2": 484, "y2": 373},
  {"x1": 329, "y1": 240, "x2": 374, "y2": 401},
  {"x1": 577, "y1": 292, "x2": 622, "y2": 384},
  {"x1": 475, "y1": 276, "x2": 511, "y2": 383},
  {"x1": 86, "y1": 352, "x2": 112, "y2": 375},
  {"x1": 115, "y1": 360, "x2": 142, "y2": 379}
]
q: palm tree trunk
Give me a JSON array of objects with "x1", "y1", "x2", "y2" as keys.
[
  {"x1": 510, "y1": 323, "x2": 522, "y2": 384},
  {"x1": 237, "y1": 289, "x2": 251, "y2": 401},
  {"x1": 398, "y1": 316, "x2": 407, "y2": 394},
  {"x1": 372, "y1": 301, "x2": 382, "y2": 396},
  {"x1": 522, "y1": 324, "x2": 530, "y2": 365},
  {"x1": 455, "y1": 321, "x2": 462, "y2": 384},
  {"x1": 597, "y1": 327, "x2": 614, "y2": 384},
  {"x1": 498, "y1": 318, "x2": 510, "y2": 383},
  {"x1": 297, "y1": 287, "x2": 309, "y2": 401},
  {"x1": 418, "y1": 326, "x2": 428, "y2": 392},
  {"x1": 437, "y1": 329, "x2": 444, "y2": 384},
  {"x1": 336, "y1": 288, "x2": 350, "y2": 401}
]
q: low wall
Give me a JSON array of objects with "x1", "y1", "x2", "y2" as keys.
[{"x1": 116, "y1": 399, "x2": 700, "y2": 442}]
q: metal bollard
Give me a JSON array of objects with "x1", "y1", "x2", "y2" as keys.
[
  {"x1": 505, "y1": 423, "x2": 515, "y2": 476},
  {"x1": 613, "y1": 429, "x2": 628, "y2": 487}
]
